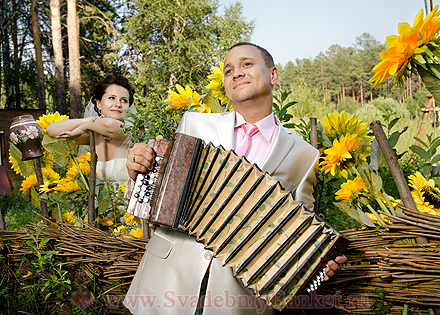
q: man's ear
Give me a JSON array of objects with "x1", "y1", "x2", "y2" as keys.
[{"x1": 270, "y1": 66, "x2": 279, "y2": 86}]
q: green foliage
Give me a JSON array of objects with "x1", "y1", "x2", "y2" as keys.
[
  {"x1": 272, "y1": 91, "x2": 297, "y2": 127},
  {"x1": 410, "y1": 133, "x2": 440, "y2": 183},
  {"x1": 0, "y1": 191, "x2": 40, "y2": 231},
  {"x1": 370, "y1": 288, "x2": 392, "y2": 315},
  {"x1": 42, "y1": 136, "x2": 77, "y2": 167},
  {"x1": 121, "y1": 100, "x2": 180, "y2": 142}
]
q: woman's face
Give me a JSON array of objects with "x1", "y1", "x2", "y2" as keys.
[{"x1": 96, "y1": 84, "x2": 130, "y2": 121}]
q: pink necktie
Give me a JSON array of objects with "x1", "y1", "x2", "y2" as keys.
[{"x1": 235, "y1": 123, "x2": 259, "y2": 157}]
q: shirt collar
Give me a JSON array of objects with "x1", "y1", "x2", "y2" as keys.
[{"x1": 234, "y1": 111, "x2": 278, "y2": 142}]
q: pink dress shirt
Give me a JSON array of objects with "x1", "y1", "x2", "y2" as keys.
[{"x1": 233, "y1": 111, "x2": 279, "y2": 168}]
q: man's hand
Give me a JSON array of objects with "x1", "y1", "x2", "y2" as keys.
[
  {"x1": 324, "y1": 255, "x2": 347, "y2": 281},
  {"x1": 126, "y1": 142, "x2": 156, "y2": 180}
]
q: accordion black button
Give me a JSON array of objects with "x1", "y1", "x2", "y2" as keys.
[
  {"x1": 147, "y1": 186, "x2": 152, "y2": 190},
  {"x1": 138, "y1": 198, "x2": 144, "y2": 203},
  {"x1": 134, "y1": 193, "x2": 139, "y2": 198},
  {"x1": 146, "y1": 192, "x2": 150, "y2": 196},
  {"x1": 145, "y1": 174, "x2": 150, "y2": 180},
  {"x1": 143, "y1": 180, "x2": 149, "y2": 185},
  {"x1": 154, "y1": 162, "x2": 159, "y2": 167},
  {"x1": 152, "y1": 168, "x2": 157, "y2": 173}
]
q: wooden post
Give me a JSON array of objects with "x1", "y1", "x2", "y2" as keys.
[
  {"x1": 370, "y1": 120, "x2": 428, "y2": 244},
  {"x1": 415, "y1": 94, "x2": 433, "y2": 147},
  {"x1": 33, "y1": 158, "x2": 49, "y2": 224},
  {"x1": 310, "y1": 118, "x2": 319, "y2": 213},
  {"x1": 88, "y1": 131, "x2": 97, "y2": 227}
]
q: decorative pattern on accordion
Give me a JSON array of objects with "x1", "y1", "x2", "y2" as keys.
[{"x1": 126, "y1": 133, "x2": 349, "y2": 311}]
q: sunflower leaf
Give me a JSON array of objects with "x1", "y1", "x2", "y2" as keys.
[
  {"x1": 333, "y1": 202, "x2": 375, "y2": 227},
  {"x1": 42, "y1": 136, "x2": 77, "y2": 167},
  {"x1": 9, "y1": 143, "x2": 35, "y2": 177},
  {"x1": 409, "y1": 145, "x2": 431, "y2": 161}
]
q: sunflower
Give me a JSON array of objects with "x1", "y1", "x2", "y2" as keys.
[
  {"x1": 66, "y1": 160, "x2": 90, "y2": 182},
  {"x1": 67, "y1": 152, "x2": 91, "y2": 170},
  {"x1": 321, "y1": 110, "x2": 369, "y2": 140},
  {"x1": 408, "y1": 172, "x2": 440, "y2": 215},
  {"x1": 128, "y1": 227, "x2": 143, "y2": 238},
  {"x1": 124, "y1": 212, "x2": 141, "y2": 226},
  {"x1": 20, "y1": 168, "x2": 60, "y2": 192},
  {"x1": 9, "y1": 149, "x2": 54, "y2": 176},
  {"x1": 370, "y1": 6, "x2": 440, "y2": 88},
  {"x1": 365, "y1": 212, "x2": 392, "y2": 226},
  {"x1": 40, "y1": 180, "x2": 60, "y2": 194},
  {"x1": 97, "y1": 217, "x2": 114, "y2": 227},
  {"x1": 205, "y1": 61, "x2": 229, "y2": 105},
  {"x1": 164, "y1": 84, "x2": 203, "y2": 111},
  {"x1": 37, "y1": 112, "x2": 69, "y2": 132},
  {"x1": 113, "y1": 225, "x2": 129, "y2": 237},
  {"x1": 119, "y1": 182, "x2": 127, "y2": 195},
  {"x1": 56, "y1": 178, "x2": 80, "y2": 193},
  {"x1": 335, "y1": 176, "x2": 374, "y2": 206},
  {"x1": 320, "y1": 133, "x2": 367, "y2": 178},
  {"x1": 62, "y1": 211, "x2": 77, "y2": 225}
]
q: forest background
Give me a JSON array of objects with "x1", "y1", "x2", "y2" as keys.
[{"x1": 0, "y1": 0, "x2": 435, "y2": 156}]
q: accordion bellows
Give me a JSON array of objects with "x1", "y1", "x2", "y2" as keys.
[{"x1": 127, "y1": 133, "x2": 349, "y2": 311}]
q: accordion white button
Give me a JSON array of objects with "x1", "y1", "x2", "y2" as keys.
[{"x1": 204, "y1": 252, "x2": 213, "y2": 260}]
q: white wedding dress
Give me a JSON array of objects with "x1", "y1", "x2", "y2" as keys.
[{"x1": 96, "y1": 158, "x2": 129, "y2": 185}]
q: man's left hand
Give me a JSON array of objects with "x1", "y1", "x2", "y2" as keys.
[{"x1": 324, "y1": 255, "x2": 347, "y2": 281}]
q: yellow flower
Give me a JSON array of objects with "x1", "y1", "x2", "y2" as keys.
[
  {"x1": 164, "y1": 84, "x2": 202, "y2": 111},
  {"x1": 128, "y1": 227, "x2": 143, "y2": 238},
  {"x1": 9, "y1": 149, "x2": 54, "y2": 176},
  {"x1": 365, "y1": 212, "x2": 392, "y2": 226},
  {"x1": 320, "y1": 134, "x2": 367, "y2": 178},
  {"x1": 21, "y1": 168, "x2": 60, "y2": 192},
  {"x1": 335, "y1": 176, "x2": 373, "y2": 206},
  {"x1": 97, "y1": 217, "x2": 114, "y2": 226},
  {"x1": 67, "y1": 152, "x2": 91, "y2": 170},
  {"x1": 124, "y1": 212, "x2": 141, "y2": 226},
  {"x1": 113, "y1": 225, "x2": 129, "y2": 236},
  {"x1": 40, "y1": 180, "x2": 59, "y2": 193},
  {"x1": 119, "y1": 182, "x2": 127, "y2": 195},
  {"x1": 321, "y1": 110, "x2": 369, "y2": 140},
  {"x1": 56, "y1": 178, "x2": 80, "y2": 193},
  {"x1": 62, "y1": 211, "x2": 77, "y2": 225},
  {"x1": 37, "y1": 112, "x2": 69, "y2": 132},
  {"x1": 370, "y1": 6, "x2": 440, "y2": 88},
  {"x1": 66, "y1": 159, "x2": 90, "y2": 182},
  {"x1": 205, "y1": 61, "x2": 229, "y2": 105},
  {"x1": 408, "y1": 172, "x2": 440, "y2": 215}
]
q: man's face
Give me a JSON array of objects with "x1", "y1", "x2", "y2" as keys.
[{"x1": 223, "y1": 45, "x2": 277, "y2": 106}]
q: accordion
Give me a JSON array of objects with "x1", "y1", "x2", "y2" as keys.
[{"x1": 127, "y1": 133, "x2": 349, "y2": 311}]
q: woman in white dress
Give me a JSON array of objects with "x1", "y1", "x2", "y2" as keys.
[{"x1": 47, "y1": 74, "x2": 134, "y2": 184}]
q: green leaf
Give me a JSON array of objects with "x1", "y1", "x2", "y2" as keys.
[
  {"x1": 388, "y1": 131, "x2": 400, "y2": 149},
  {"x1": 432, "y1": 154, "x2": 440, "y2": 164},
  {"x1": 42, "y1": 135, "x2": 77, "y2": 167},
  {"x1": 388, "y1": 117, "x2": 399, "y2": 130},
  {"x1": 9, "y1": 143, "x2": 35, "y2": 177},
  {"x1": 430, "y1": 137, "x2": 440, "y2": 153},
  {"x1": 409, "y1": 145, "x2": 431, "y2": 161},
  {"x1": 333, "y1": 202, "x2": 375, "y2": 227},
  {"x1": 39, "y1": 236, "x2": 50, "y2": 248},
  {"x1": 413, "y1": 136, "x2": 428, "y2": 149}
]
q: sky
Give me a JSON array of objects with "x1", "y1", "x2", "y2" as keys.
[{"x1": 217, "y1": 0, "x2": 437, "y2": 66}]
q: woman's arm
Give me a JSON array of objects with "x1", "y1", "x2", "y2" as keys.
[{"x1": 46, "y1": 117, "x2": 128, "y2": 144}]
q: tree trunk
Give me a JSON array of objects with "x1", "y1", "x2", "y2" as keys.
[
  {"x1": 1, "y1": 2, "x2": 13, "y2": 109},
  {"x1": 31, "y1": 0, "x2": 46, "y2": 110},
  {"x1": 50, "y1": 0, "x2": 66, "y2": 114},
  {"x1": 12, "y1": 0, "x2": 20, "y2": 109},
  {"x1": 67, "y1": 0, "x2": 81, "y2": 118},
  {"x1": 360, "y1": 81, "x2": 364, "y2": 107}
]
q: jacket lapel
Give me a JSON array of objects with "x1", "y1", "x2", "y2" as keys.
[
  {"x1": 215, "y1": 110, "x2": 235, "y2": 150},
  {"x1": 262, "y1": 122, "x2": 296, "y2": 175}
]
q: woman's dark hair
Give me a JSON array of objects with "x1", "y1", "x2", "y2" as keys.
[{"x1": 92, "y1": 74, "x2": 135, "y2": 114}]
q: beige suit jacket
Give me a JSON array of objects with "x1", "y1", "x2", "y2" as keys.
[{"x1": 125, "y1": 110, "x2": 319, "y2": 315}]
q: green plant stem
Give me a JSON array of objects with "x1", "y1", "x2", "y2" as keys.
[
  {"x1": 376, "y1": 195, "x2": 393, "y2": 216},
  {"x1": 367, "y1": 204, "x2": 387, "y2": 226},
  {"x1": 56, "y1": 203, "x2": 62, "y2": 223},
  {"x1": 428, "y1": 309, "x2": 434, "y2": 315},
  {"x1": 381, "y1": 189, "x2": 396, "y2": 216},
  {"x1": 403, "y1": 304, "x2": 408, "y2": 315},
  {"x1": 71, "y1": 154, "x2": 89, "y2": 191}
]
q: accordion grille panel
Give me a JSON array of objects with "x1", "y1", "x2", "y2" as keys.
[{"x1": 127, "y1": 133, "x2": 349, "y2": 311}]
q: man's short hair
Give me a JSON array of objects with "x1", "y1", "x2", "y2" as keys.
[{"x1": 228, "y1": 42, "x2": 275, "y2": 68}]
